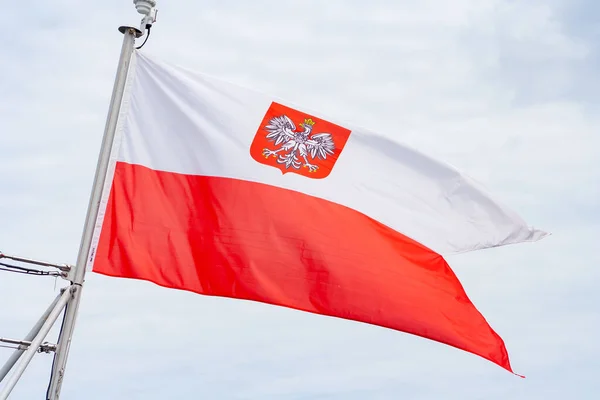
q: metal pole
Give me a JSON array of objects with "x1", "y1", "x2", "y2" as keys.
[
  {"x1": 0, "y1": 338, "x2": 31, "y2": 347},
  {"x1": 0, "y1": 252, "x2": 71, "y2": 272},
  {"x1": 0, "y1": 287, "x2": 72, "y2": 400},
  {"x1": 46, "y1": 26, "x2": 141, "y2": 400},
  {"x1": 0, "y1": 338, "x2": 56, "y2": 353},
  {"x1": 0, "y1": 290, "x2": 64, "y2": 383}
]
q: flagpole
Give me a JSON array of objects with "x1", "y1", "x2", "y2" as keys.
[{"x1": 45, "y1": 25, "x2": 142, "y2": 400}]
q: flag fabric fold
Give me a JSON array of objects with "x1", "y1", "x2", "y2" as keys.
[{"x1": 89, "y1": 50, "x2": 546, "y2": 374}]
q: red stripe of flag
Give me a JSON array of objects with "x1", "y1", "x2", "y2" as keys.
[{"x1": 93, "y1": 161, "x2": 516, "y2": 373}]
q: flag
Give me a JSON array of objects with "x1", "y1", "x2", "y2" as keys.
[{"x1": 90, "y1": 51, "x2": 547, "y2": 374}]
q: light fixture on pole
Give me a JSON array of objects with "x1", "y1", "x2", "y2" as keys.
[{"x1": 134, "y1": 0, "x2": 158, "y2": 32}]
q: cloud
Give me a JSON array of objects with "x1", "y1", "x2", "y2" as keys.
[{"x1": 0, "y1": 0, "x2": 598, "y2": 399}]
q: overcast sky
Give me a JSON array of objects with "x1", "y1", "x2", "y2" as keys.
[{"x1": 1, "y1": 0, "x2": 598, "y2": 399}]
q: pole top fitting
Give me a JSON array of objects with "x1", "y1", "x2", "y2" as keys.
[{"x1": 118, "y1": 26, "x2": 144, "y2": 38}]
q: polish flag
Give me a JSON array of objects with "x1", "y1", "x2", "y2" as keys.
[{"x1": 90, "y1": 51, "x2": 547, "y2": 374}]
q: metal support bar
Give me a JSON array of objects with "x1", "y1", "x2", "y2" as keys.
[
  {"x1": 0, "y1": 338, "x2": 56, "y2": 353},
  {"x1": 0, "y1": 287, "x2": 72, "y2": 400},
  {"x1": 0, "y1": 338, "x2": 30, "y2": 348},
  {"x1": 0, "y1": 252, "x2": 71, "y2": 272},
  {"x1": 46, "y1": 26, "x2": 140, "y2": 400},
  {"x1": 0, "y1": 290, "x2": 64, "y2": 383}
]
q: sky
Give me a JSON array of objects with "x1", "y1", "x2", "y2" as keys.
[{"x1": 0, "y1": 0, "x2": 598, "y2": 398}]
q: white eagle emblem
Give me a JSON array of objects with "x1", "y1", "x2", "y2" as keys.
[{"x1": 261, "y1": 116, "x2": 335, "y2": 173}]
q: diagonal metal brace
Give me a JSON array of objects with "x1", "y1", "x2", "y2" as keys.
[{"x1": 0, "y1": 286, "x2": 72, "y2": 399}]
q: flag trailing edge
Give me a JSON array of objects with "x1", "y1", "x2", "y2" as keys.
[{"x1": 89, "y1": 50, "x2": 548, "y2": 374}]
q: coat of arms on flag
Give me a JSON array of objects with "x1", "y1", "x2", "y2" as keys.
[{"x1": 250, "y1": 102, "x2": 352, "y2": 179}]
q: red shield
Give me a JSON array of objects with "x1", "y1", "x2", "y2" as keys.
[{"x1": 250, "y1": 102, "x2": 352, "y2": 179}]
